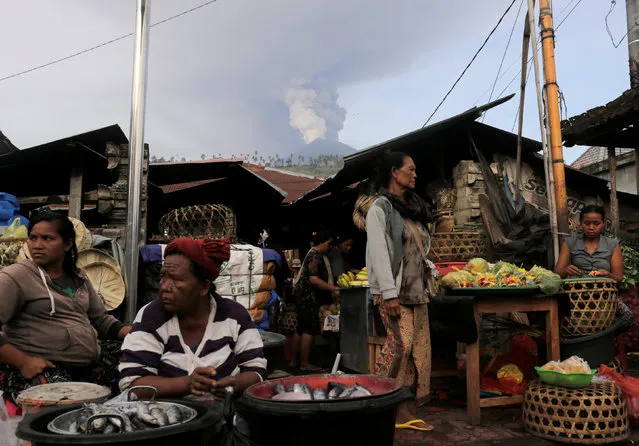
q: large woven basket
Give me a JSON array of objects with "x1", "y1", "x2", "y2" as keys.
[
  {"x1": 0, "y1": 238, "x2": 27, "y2": 270},
  {"x1": 159, "y1": 204, "x2": 237, "y2": 241},
  {"x1": 560, "y1": 279, "x2": 618, "y2": 338},
  {"x1": 523, "y1": 380, "x2": 629, "y2": 444},
  {"x1": 427, "y1": 232, "x2": 487, "y2": 263}
]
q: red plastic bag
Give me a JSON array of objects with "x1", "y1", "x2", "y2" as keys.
[{"x1": 599, "y1": 365, "x2": 639, "y2": 426}]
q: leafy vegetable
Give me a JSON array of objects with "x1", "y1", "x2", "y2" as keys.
[
  {"x1": 465, "y1": 258, "x2": 490, "y2": 274},
  {"x1": 621, "y1": 245, "x2": 639, "y2": 290}
]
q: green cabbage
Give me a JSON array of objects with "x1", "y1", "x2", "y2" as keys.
[
  {"x1": 441, "y1": 271, "x2": 475, "y2": 289},
  {"x1": 465, "y1": 258, "x2": 490, "y2": 274},
  {"x1": 534, "y1": 270, "x2": 562, "y2": 295}
]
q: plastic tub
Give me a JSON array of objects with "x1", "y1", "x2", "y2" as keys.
[
  {"x1": 15, "y1": 399, "x2": 221, "y2": 446},
  {"x1": 238, "y1": 374, "x2": 412, "y2": 446},
  {"x1": 534, "y1": 367, "x2": 597, "y2": 388},
  {"x1": 435, "y1": 262, "x2": 467, "y2": 276},
  {"x1": 260, "y1": 331, "x2": 287, "y2": 371}
]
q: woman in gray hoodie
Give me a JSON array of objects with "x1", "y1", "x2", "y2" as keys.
[
  {"x1": 0, "y1": 212, "x2": 130, "y2": 403},
  {"x1": 366, "y1": 151, "x2": 438, "y2": 431}
]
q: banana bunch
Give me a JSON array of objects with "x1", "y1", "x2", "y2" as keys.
[{"x1": 338, "y1": 268, "x2": 369, "y2": 288}]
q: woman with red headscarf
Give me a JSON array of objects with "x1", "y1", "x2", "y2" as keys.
[{"x1": 118, "y1": 238, "x2": 267, "y2": 399}]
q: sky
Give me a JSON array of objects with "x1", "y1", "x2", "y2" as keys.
[{"x1": 0, "y1": 0, "x2": 633, "y2": 165}]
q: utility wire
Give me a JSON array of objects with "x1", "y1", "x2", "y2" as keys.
[
  {"x1": 0, "y1": 0, "x2": 219, "y2": 83},
  {"x1": 423, "y1": 0, "x2": 519, "y2": 127},
  {"x1": 483, "y1": 0, "x2": 526, "y2": 122},
  {"x1": 605, "y1": 0, "x2": 629, "y2": 48},
  {"x1": 474, "y1": 0, "x2": 584, "y2": 107}
]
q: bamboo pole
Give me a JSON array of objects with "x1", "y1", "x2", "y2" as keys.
[
  {"x1": 608, "y1": 147, "x2": 620, "y2": 236},
  {"x1": 538, "y1": 0, "x2": 570, "y2": 242},
  {"x1": 515, "y1": 8, "x2": 532, "y2": 205},
  {"x1": 527, "y1": 0, "x2": 560, "y2": 262}
]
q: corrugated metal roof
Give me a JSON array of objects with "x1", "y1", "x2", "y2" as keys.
[
  {"x1": 571, "y1": 147, "x2": 634, "y2": 170},
  {"x1": 160, "y1": 178, "x2": 225, "y2": 194},
  {"x1": 0, "y1": 131, "x2": 18, "y2": 155},
  {"x1": 148, "y1": 159, "x2": 243, "y2": 186},
  {"x1": 244, "y1": 165, "x2": 324, "y2": 203}
]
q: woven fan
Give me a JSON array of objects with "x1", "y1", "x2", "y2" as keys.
[
  {"x1": 68, "y1": 217, "x2": 92, "y2": 251},
  {"x1": 77, "y1": 249, "x2": 120, "y2": 272},
  {"x1": 83, "y1": 262, "x2": 125, "y2": 311}
]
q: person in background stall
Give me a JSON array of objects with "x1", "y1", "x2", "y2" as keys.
[
  {"x1": 288, "y1": 230, "x2": 340, "y2": 372},
  {"x1": 555, "y1": 204, "x2": 623, "y2": 283},
  {"x1": 366, "y1": 151, "x2": 438, "y2": 432},
  {"x1": 0, "y1": 212, "x2": 130, "y2": 404},
  {"x1": 328, "y1": 234, "x2": 354, "y2": 281},
  {"x1": 119, "y1": 238, "x2": 266, "y2": 399},
  {"x1": 289, "y1": 258, "x2": 302, "y2": 279}
]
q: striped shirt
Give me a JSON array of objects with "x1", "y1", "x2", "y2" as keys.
[{"x1": 118, "y1": 294, "x2": 267, "y2": 391}]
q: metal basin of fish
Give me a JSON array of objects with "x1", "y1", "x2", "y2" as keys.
[{"x1": 47, "y1": 387, "x2": 197, "y2": 435}]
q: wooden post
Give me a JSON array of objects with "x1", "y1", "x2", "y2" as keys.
[
  {"x1": 609, "y1": 147, "x2": 620, "y2": 236},
  {"x1": 515, "y1": 2, "x2": 534, "y2": 204},
  {"x1": 68, "y1": 165, "x2": 83, "y2": 219},
  {"x1": 539, "y1": 0, "x2": 570, "y2": 241},
  {"x1": 635, "y1": 148, "x2": 639, "y2": 195}
]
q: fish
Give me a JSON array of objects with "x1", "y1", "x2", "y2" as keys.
[
  {"x1": 166, "y1": 405, "x2": 182, "y2": 425},
  {"x1": 131, "y1": 417, "x2": 151, "y2": 431},
  {"x1": 149, "y1": 404, "x2": 169, "y2": 427},
  {"x1": 103, "y1": 423, "x2": 117, "y2": 434},
  {"x1": 76, "y1": 406, "x2": 95, "y2": 432},
  {"x1": 273, "y1": 383, "x2": 286, "y2": 395},
  {"x1": 337, "y1": 387, "x2": 357, "y2": 399},
  {"x1": 349, "y1": 390, "x2": 371, "y2": 398},
  {"x1": 292, "y1": 383, "x2": 308, "y2": 394},
  {"x1": 135, "y1": 402, "x2": 159, "y2": 425},
  {"x1": 271, "y1": 392, "x2": 312, "y2": 401},
  {"x1": 285, "y1": 384, "x2": 295, "y2": 392},
  {"x1": 328, "y1": 382, "x2": 347, "y2": 399},
  {"x1": 68, "y1": 421, "x2": 78, "y2": 434},
  {"x1": 312, "y1": 388, "x2": 327, "y2": 400},
  {"x1": 354, "y1": 385, "x2": 373, "y2": 396},
  {"x1": 91, "y1": 416, "x2": 107, "y2": 432}
]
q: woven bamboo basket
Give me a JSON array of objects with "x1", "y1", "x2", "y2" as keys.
[
  {"x1": 523, "y1": 380, "x2": 629, "y2": 444},
  {"x1": 159, "y1": 204, "x2": 237, "y2": 241},
  {"x1": 352, "y1": 195, "x2": 376, "y2": 232},
  {"x1": 427, "y1": 232, "x2": 487, "y2": 263},
  {"x1": 0, "y1": 238, "x2": 27, "y2": 269},
  {"x1": 560, "y1": 279, "x2": 618, "y2": 338},
  {"x1": 280, "y1": 308, "x2": 298, "y2": 335}
]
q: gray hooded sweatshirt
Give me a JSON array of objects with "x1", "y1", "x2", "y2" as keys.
[
  {"x1": 0, "y1": 260, "x2": 123, "y2": 365},
  {"x1": 365, "y1": 196, "x2": 404, "y2": 300}
]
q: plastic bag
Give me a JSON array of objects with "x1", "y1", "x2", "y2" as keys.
[
  {"x1": 497, "y1": 364, "x2": 526, "y2": 395},
  {"x1": 0, "y1": 392, "x2": 21, "y2": 446},
  {"x1": 599, "y1": 365, "x2": 639, "y2": 426}
]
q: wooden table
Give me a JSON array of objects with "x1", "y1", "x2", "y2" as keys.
[{"x1": 465, "y1": 295, "x2": 560, "y2": 425}]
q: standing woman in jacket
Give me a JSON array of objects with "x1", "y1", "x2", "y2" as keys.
[{"x1": 366, "y1": 151, "x2": 438, "y2": 431}]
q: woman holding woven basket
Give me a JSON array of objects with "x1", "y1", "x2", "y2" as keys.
[{"x1": 365, "y1": 151, "x2": 439, "y2": 432}]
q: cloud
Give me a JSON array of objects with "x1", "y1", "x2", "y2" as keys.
[{"x1": 0, "y1": 0, "x2": 505, "y2": 158}]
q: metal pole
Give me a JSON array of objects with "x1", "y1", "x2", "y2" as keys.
[
  {"x1": 125, "y1": 0, "x2": 151, "y2": 324},
  {"x1": 515, "y1": 5, "x2": 533, "y2": 204},
  {"x1": 538, "y1": 0, "x2": 570, "y2": 243},
  {"x1": 628, "y1": 0, "x2": 639, "y2": 88}
]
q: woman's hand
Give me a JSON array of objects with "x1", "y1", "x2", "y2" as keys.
[
  {"x1": 384, "y1": 298, "x2": 401, "y2": 318},
  {"x1": 187, "y1": 367, "x2": 217, "y2": 396},
  {"x1": 19, "y1": 356, "x2": 55, "y2": 379},
  {"x1": 331, "y1": 288, "x2": 341, "y2": 299},
  {"x1": 210, "y1": 376, "x2": 236, "y2": 400},
  {"x1": 564, "y1": 265, "x2": 582, "y2": 277},
  {"x1": 594, "y1": 269, "x2": 611, "y2": 278}
]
